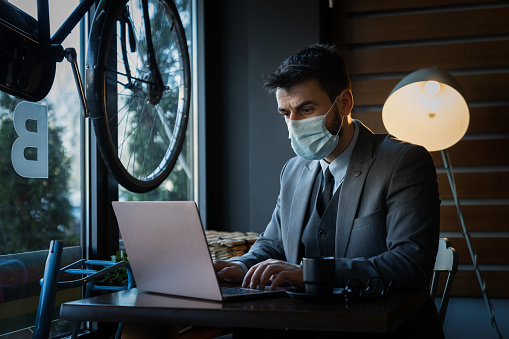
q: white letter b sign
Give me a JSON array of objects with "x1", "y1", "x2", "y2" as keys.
[{"x1": 11, "y1": 102, "x2": 48, "y2": 178}]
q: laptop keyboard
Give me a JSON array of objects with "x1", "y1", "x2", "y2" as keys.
[{"x1": 221, "y1": 286, "x2": 272, "y2": 296}]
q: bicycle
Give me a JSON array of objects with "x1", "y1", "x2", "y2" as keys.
[{"x1": 0, "y1": 0, "x2": 191, "y2": 193}]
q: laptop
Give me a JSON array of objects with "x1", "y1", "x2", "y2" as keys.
[{"x1": 112, "y1": 201, "x2": 287, "y2": 301}]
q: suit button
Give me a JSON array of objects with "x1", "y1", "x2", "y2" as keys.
[
  {"x1": 319, "y1": 230, "x2": 327, "y2": 237},
  {"x1": 355, "y1": 171, "x2": 362, "y2": 177}
]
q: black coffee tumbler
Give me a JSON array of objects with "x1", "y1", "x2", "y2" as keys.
[{"x1": 302, "y1": 257, "x2": 335, "y2": 295}]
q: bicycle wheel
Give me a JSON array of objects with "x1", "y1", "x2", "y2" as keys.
[{"x1": 86, "y1": 0, "x2": 191, "y2": 193}]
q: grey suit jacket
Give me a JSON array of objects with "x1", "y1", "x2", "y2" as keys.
[{"x1": 233, "y1": 123, "x2": 440, "y2": 290}]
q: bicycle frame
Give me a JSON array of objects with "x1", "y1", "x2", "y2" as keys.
[
  {"x1": 1, "y1": 0, "x2": 162, "y2": 110},
  {"x1": 37, "y1": 0, "x2": 96, "y2": 47},
  {"x1": 0, "y1": 0, "x2": 96, "y2": 101}
]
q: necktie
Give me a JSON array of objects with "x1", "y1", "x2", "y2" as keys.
[{"x1": 318, "y1": 168, "x2": 334, "y2": 216}]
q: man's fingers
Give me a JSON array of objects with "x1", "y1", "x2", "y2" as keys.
[
  {"x1": 242, "y1": 266, "x2": 253, "y2": 287},
  {"x1": 269, "y1": 271, "x2": 290, "y2": 289},
  {"x1": 243, "y1": 262, "x2": 281, "y2": 289},
  {"x1": 242, "y1": 259, "x2": 304, "y2": 289},
  {"x1": 213, "y1": 260, "x2": 229, "y2": 272},
  {"x1": 249, "y1": 263, "x2": 270, "y2": 289},
  {"x1": 249, "y1": 265, "x2": 265, "y2": 288},
  {"x1": 214, "y1": 261, "x2": 244, "y2": 283},
  {"x1": 258, "y1": 265, "x2": 281, "y2": 289},
  {"x1": 242, "y1": 262, "x2": 264, "y2": 288},
  {"x1": 216, "y1": 266, "x2": 235, "y2": 282}
]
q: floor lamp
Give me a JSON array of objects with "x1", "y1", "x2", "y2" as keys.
[{"x1": 381, "y1": 67, "x2": 502, "y2": 338}]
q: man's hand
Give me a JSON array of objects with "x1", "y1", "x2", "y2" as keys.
[
  {"x1": 242, "y1": 259, "x2": 304, "y2": 290},
  {"x1": 213, "y1": 260, "x2": 245, "y2": 283}
]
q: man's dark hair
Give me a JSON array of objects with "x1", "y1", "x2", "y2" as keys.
[{"x1": 263, "y1": 44, "x2": 351, "y2": 103}]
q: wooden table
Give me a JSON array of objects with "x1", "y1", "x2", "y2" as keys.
[{"x1": 60, "y1": 288, "x2": 428, "y2": 337}]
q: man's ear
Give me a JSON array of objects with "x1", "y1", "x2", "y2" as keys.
[{"x1": 338, "y1": 89, "x2": 354, "y2": 116}]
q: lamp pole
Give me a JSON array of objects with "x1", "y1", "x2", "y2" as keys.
[
  {"x1": 441, "y1": 149, "x2": 502, "y2": 338},
  {"x1": 383, "y1": 67, "x2": 503, "y2": 337}
]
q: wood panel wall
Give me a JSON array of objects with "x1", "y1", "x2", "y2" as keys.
[{"x1": 330, "y1": 0, "x2": 509, "y2": 297}]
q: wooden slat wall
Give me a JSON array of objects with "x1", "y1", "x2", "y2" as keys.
[{"x1": 330, "y1": 0, "x2": 509, "y2": 297}]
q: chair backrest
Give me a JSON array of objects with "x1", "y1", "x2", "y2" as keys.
[
  {"x1": 430, "y1": 237, "x2": 459, "y2": 326},
  {"x1": 33, "y1": 240, "x2": 64, "y2": 339}
]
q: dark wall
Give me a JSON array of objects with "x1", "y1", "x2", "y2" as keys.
[{"x1": 203, "y1": 0, "x2": 321, "y2": 232}]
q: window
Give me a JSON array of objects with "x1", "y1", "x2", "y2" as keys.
[
  {"x1": 0, "y1": 0, "x2": 195, "y2": 337},
  {"x1": 0, "y1": 0, "x2": 83, "y2": 336},
  {"x1": 114, "y1": 0, "x2": 195, "y2": 240},
  {"x1": 120, "y1": 0, "x2": 194, "y2": 203}
]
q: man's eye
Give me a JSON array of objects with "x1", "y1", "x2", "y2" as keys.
[{"x1": 302, "y1": 108, "x2": 313, "y2": 115}]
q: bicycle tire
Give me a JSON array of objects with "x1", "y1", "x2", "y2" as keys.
[{"x1": 86, "y1": 0, "x2": 191, "y2": 193}]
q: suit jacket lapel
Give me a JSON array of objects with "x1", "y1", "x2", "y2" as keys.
[
  {"x1": 335, "y1": 124, "x2": 376, "y2": 258},
  {"x1": 286, "y1": 161, "x2": 321, "y2": 264}
]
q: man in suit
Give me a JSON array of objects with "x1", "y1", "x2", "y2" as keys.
[{"x1": 213, "y1": 44, "x2": 442, "y2": 337}]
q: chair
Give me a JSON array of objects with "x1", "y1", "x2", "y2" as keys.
[
  {"x1": 33, "y1": 240, "x2": 134, "y2": 339},
  {"x1": 430, "y1": 237, "x2": 458, "y2": 326}
]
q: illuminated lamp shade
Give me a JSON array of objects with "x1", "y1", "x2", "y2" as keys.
[{"x1": 382, "y1": 67, "x2": 470, "y2": 152}]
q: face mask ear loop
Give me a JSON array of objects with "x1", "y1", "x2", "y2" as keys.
[
  {"x1": 324, "y1": 96, "x2": 339, "y2": 118},
  {"x1": 327, "y1": 96, "x2": 342, "y2": 140},
  {"x1": 333, "y1": 115, "x2": 344, "y2": 140}
]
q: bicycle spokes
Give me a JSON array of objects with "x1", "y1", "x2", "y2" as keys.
[{"x1": 87, "y1": 0, "x2": 191, "y2": 192}]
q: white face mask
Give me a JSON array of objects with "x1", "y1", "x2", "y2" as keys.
[{"x1": 287, "y1": 97, "x2": 342, "y2": 160}]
